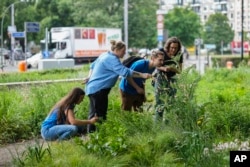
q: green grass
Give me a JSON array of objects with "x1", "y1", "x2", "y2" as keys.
[
  {"x1": 1, "y1": 64, "x2": 250, "y2": 166},
  {"x1": 0, "y1": 66, "x2": 89, "y2": 83}
]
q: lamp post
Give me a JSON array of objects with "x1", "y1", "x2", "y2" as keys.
[
  {"x1": 1, "y1": 1, "x2": 23, "y2": 71},
  {"x1": 241, "y1": 0, "x2": 244, "y2": 61},
  {"x1": 124, "y1": 0, "x2": 128, "y2": 58}
]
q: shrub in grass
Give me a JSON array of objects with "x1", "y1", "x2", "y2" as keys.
[{"x1": 195, "y1": 67, "x2": 250, "y2": 139}]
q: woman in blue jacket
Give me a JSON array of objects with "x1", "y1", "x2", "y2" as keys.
[{"x1": 85, "y1": 40, "x2": 152, "y2": 133}]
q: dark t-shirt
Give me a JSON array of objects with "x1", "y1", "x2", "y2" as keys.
[{"x1": 159, "y1": 48, "x2": 183, "y2": 79}]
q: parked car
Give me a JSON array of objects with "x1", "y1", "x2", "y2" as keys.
[
  {"x1": 0, "y1": 48, "x2": 11, "y2": 60},
  {"x1": 13, "y1": 48, "x2": 25, "y2": 60},
  {"x1": 26, "y1": 52, "x2": 42, "y2": 68},
  {"x1": 138, "y1": 48, "x2": 151, "y2": 58},
  {"x1": 138, "y1": 48, "x2": 151, "y2": 55},
  {"x1": 25, "y1": 52, "x2": 33, "y2": 59}
]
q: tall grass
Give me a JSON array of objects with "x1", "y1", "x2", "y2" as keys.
[{"x1": 1, "y1": 65, "x2": 250, "y2": 166}]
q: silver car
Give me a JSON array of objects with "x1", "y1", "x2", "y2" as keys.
[{"x1": 13, "y1": 48, "x2": 25, "y2": 60}]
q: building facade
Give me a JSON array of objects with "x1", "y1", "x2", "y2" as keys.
[{"x1": 160, "y1": 0, "x2": 250, "y2": 42}]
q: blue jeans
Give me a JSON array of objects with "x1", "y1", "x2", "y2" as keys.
[{"x1": 41, "y1": 125, "x2": 78, "y2": 141}]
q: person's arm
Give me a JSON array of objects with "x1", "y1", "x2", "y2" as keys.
[
  {"x1": 156, "y1": 63, "x2": 182, "y2": 74},
  {"x1": 66, "y1": 109, "x2": 98, "y2": 125},
  {"x1": 157, "y1": 66, "x2": 171, "y2": 72},
  {"x1": 82, "y1": 60, "x2": 96, "y2": 84},
  {"x1": 131, "y1": 71, "x2": 151, "y2": 79},
  {"x1": 82, "y1": 69, "x2": 93, "y2": 84},
  {"x1": 127, "y1": 77, "x2": 145, "y2": 94}
]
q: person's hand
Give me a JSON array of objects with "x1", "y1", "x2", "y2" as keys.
[
  {"x1": 164, "y1": 66, "x2": 170, "y2": 72},
  {"x1": 142, "y1": 73, "x2": 152, "y2": 79},
  {"x1": 82, "y1": 77, "x2": 89, "y2": 84},
  {"x1": 89, "y1": 116, "x2": 99, "y2": 124},
  {"x1": 136, "y1": 87, "x2": 145, "y2": 95}
]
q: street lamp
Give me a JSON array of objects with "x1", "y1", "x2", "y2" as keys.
[
  {"x1": 124, "y1": 0, "x2": 128, "y2": 57},
  {"x1": 1, "y1": 1, "x2": 24, "y2": 71}
]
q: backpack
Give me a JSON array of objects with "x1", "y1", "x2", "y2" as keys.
[
  {"x1": 163, "y1": 51, "x2": 182, "y2": 73},
  {"x1": 122, "y1": 56, "x2": 144, "y2": 68}
]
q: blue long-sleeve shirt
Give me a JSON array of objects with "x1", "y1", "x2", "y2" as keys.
[{"x1": 85, "y1": 51, "x2": 133, "y2": 95}]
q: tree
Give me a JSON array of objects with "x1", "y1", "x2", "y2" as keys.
[
  {"x1": 128, "y1": 0, "x2": 158, "y2": 49},
  {"x1": 203, "y1": 13, "x2": 234, "y2": 53},
  {"x1": 0, "y1": 0, "x2": 38, "y2": 49},
  {"x1": 1, "y1": 0, "x2": 159, "y2": 49},
  {"x1": 164, "y1": 7, "x2": 202, "y2": 47}
]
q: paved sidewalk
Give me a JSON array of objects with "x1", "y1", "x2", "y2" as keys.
[{"x1": 0, "y1": 139, "x2": 45, "y2": 166}]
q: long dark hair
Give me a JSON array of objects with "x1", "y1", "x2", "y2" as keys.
[
  {"x1": 48, "y1": 87, "x2": 85, "y2": 124},
  {"x1": 164, "y1": 37, "x2": 182, "y2": 55}
]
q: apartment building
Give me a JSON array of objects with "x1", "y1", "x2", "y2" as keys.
[{"x1": 160, "y1": 0, "x2": 250, "y2": 42}]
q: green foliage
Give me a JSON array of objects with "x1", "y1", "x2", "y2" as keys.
[
  {"x1": 165, "y1": 7, "x2": 202, "y2": 47},
  {"x1": 0, "y1": 81, "x2": 85, "y2": 144},
  {"x1": 127, "y1": 0, "x2": 158, "y2": 48},
  {"x1": 1, "y1": 0, "x2": 160, "y2": 49},
  {"x1": 195, "y1": 67, "x2": 250, "y2": 140},
  {"x1": 0, "y1": 88, "x2": 33, "y2": 143},
  {"x1": 158, "y1": 66, "x2": 202, "y2": 131},
  {"x1": 0, "y1": 68, "x2": 85, "y2": 83},
  {"x1": 203, "y1": 13, "x2": 234, "y2": 53},
  {"x1": 1, "y1": 66, "x2": 250, "y2": 166},
  {"x1": 13, "y1": 140, "x2": 51, "y2": 166},
  {"x1": 82, "y1": 111, "x2": 129, "y2": 157},
  {"x1": 211, "y1": 55, "x2": 249, "y2": 68}
]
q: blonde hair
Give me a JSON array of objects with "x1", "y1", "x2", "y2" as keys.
[
  {"x1": 151, "y1": 50, "x2": 164, "y2": 58},
  {"x1": 110, "y1": 40, "x2": 126, "y2": 51}
]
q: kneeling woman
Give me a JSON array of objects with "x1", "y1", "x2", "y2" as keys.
[{"x1": 41, "y1": 87, "x2": 98, "y2": 141}]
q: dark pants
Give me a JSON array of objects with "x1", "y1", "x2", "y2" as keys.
[{"x1": 87, "y1": 88, "x2": 111, "y2": 133}]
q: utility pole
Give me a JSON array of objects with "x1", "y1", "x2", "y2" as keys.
[
  {"x1": 11, "y1": 4, "x2": 15, "y2": 64},
  {"x1": 124, "y1": 0, "x2": 128, "y2": 57},
  {"x1": 241, "y1": 0, "x2": 244, "y2": 61},
  {"x1": 1, "y1": 1, "x2": 24, "y2": 71}
]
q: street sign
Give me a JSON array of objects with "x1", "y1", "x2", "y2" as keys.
[
  {"x1": 157, "y1": 29, "x2": 163, "y2": 36},
  {"x1": 157, "y1": 35, "x2": 163, "y2": 42},
  {"x1": 194, "y1": 38, "x2": 203, "y2": 45},
  {"x1": 204, "y1": 44, "x2": 216, "y2": 50},
  {"x1": 157, "y1": 23, "x2": 164, "y2": 29},
  {"x1": 157, "y1": 14, "x2": 164, "y2": 22},
  {"x1": 12, "y1": 32, "x2": 25, "y2": 38},
  {"x1": 26, "y1": 22, "x2": 40, "y2": 32},
  {"x1": 156, "y1": 10, "x2": 168, "y2": 15},
  {"x1": 8, "y1": 26, "x2": 16, "y2": 33}
]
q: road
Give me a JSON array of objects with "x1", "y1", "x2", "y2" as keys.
[
  {"x1": 0, "y1": 60, "x2": 85, "y2": 73},
  {"x1": 0, "y1": 55, "x2": 208, "y2": 74}
]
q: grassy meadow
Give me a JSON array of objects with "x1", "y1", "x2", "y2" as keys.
[{"x1": 0, "y1": 64, "x2": 250, "y2": 166}]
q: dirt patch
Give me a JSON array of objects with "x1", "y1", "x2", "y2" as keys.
[{"x1": 0, "y1": 138, "x2": 45, "y2": 166}]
